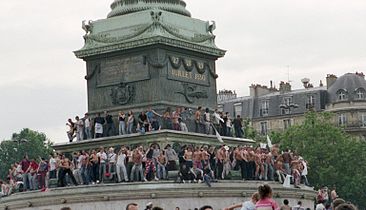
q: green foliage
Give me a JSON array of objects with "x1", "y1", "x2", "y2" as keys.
[
  {"x1": 243, "y1": 118, "x2": 257, "y2": 139},
  {"x1": 0, "y1": 128, "x2": 53, "y2": 179},
  {"x1": 271, "y1": 112, "x2": 366, "y2": 209}
]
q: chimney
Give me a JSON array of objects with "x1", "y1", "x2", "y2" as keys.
[
  {"x1": 279, "y1": 81, "x2": 291, "y2": 93},
  {"x1": 250, "y1": 84, "x2": 278, "y2": 97},
  {"x1": 326, "y1": 74, "x2": 337, "y2": 89}
]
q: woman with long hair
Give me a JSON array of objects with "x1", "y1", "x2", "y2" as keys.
[{"x1": 255, "y1": 184, "x2": 280, "y2": 210}]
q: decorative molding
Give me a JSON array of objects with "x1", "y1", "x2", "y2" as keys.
[
  {"x1": 110, "y1": 82, "x2": 135, "y2": 105},
  {"x1": 182, "y1": 58, "x2": 194, "y2": 72},
  {"x1": 75, "y1": 36, "x2": 226, "y2": 59},
  {"x1": 176, "y1": 82, "x2": 208, "y2": 103}
]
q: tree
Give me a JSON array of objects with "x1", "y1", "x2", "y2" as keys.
[
  {"x1": 272, "y1": 112, "x2": 366, "y2": 209},
  {"x1": 0, "y1": 128, "x2": 53, "y2": 179}
]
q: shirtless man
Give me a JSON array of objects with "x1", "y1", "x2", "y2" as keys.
[
  {"x1": 195, "y1": 107, "x2": 202, "y2": 133},
  {"x1": 184, "y1": 146, "x2": 194, "y2": 169},
  {"x1": 247, "y1": 149, "x2": 256, "y2": 180},
  {"x1": 282, "y1": 149, "x2": 292, "y2": 175},
  {"x1": 157, "y1": 151, "x2": 167, "y2": 180},
  {"x1": 274, "y1": 160, "x2": 286, "y2": 184},
  {"x1": 254, "y1": 148, "x2": 264, "y2": 180},
  {"x1": 130, "y1": 147, "x2": 144, "y2": 182},
  {"x1": 193, "y1": 147, "x2": 203, "y2": 170},
  {"x1": 264, "y1": 150, "x2": 274, "y2": 181},
  {"x1": 216, "y1": 146, "x2": 226, "y2": 180},
  {"x1": 234, "y1": 147, "x2": 244, "y2": 180},
  {"x1": 59, "y1": 156, "x2": 78, "y2": 187}
]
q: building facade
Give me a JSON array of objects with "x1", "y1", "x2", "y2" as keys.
[{"x1": 219, "y1": 72, "x2": 366, "y2": 139}]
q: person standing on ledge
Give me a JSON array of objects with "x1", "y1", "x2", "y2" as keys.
[
  {"x1": 195, "y1": 107, "x2": 202, "y2": 133},
  {"x1": 94, "y1": 113, "x2": 105, "y2": 138},
  {"x1": 233, "y1": 115, "x2": 243, "y2": 138},
  {"x1": 104, "y1": 111, "x2": 115, "y2": 137}
]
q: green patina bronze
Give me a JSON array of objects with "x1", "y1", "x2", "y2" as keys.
[{"x1": 74, "y1": 0, "x2": 225, "y2": 115}]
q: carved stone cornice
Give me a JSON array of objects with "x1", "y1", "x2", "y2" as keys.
[
  {"x1": 52, "y1": 130, "x2": 255, "y2": 154},
  {"x1": 75, "y1": 36, "x2": 226, "y2": 59}
]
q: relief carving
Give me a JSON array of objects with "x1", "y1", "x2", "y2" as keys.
[
  {"x1": 176, "y1": 83, "x2": 208, "y2": 104},
  {"x1": 110, "y1": 83, "x2": 135, "y2": 105}
]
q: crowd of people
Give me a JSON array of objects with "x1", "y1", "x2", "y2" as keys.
[
  {"x1": 1, "y1": 141, "x2": 311, "y2": 197},
  {"x1": 66, "y1": 107, "x2": 246, "y2": 142}
]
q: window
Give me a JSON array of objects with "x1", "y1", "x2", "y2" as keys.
[
  {"x1": 283, "y1": 119, "x2": 292, "y2": 130},
  {"x1": 337, "y1": 89, "x2": 347, "y2": 101},
  {"x1": 260, "y1": 100, "x2": 269, "y2": 116},
  {"x1": 306, "y1": 95, "x2": 315, "y2": 109},
  {"x1": 281, "y1": 97, "x2": 293, "y2": 114},
  {"x1": 260, "y1": 121, "x2": 268, "y2": 135},
  {"x1": 355, "y1": 88, "x2": 365, "y2": 100},
  {"x1": 338, "y1": 114, "x2": 347, "y2": 126},
  {"x1": 234, "y1": 103, "x2": 242, "y2": 117}
]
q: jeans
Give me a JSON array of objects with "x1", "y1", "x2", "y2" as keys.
[
  {"x1": 234, "y1": 126, "x2": 243, "y2": 138},
  {"x1": 38, "y1": 171, "x2": 47, "y2": 189},
  {"x1": 195, "y1": 121, "x2": 201, "y2": 133},
  {"x1": 99, "y1": 162, "x2": 106, "y2": 182},
  {"x1": 28, "y1": 173, "x2": 37, "y2": 190},
  {"x1": 205, "y1": 122, "x2": 211, "y2": 135},
  {"x1": 105, "y1": 123, "x2": 115, "y2": 137},
  {"x1": 116, "y1": 164, "x2": 128, "y2": 182},
  {"x1": 157, "y1": 164, "x2": 167, "y2": 180},
  {"x1": 85, "y1": 127, "x2": 92, "y2": 139},
  {"x1": 283, "y1": 163, "x2": 291, "y2": 175},
  {"x1": 130, "y1": 164, "x2": 144, "y2": 181},
  {"x1": 49, "y1": 170, "x2": 57, "y2": 179},
  {"x1": 76, "y1": 130, "x2": 84, "y2": 141},
  {"x1": 119, "y1": 121, "x2": 126, "y2": 135},
  {"x1": 81, "y1": 166, "x2": 90, "y2": 184},
  {"x1": 127, "y1": 122, "x2": 133, "y2": 134},
  {"x1": 22, "y1": 173, "x2": 30, "y2": 190}
]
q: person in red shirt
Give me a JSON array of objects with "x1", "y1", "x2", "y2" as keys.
[
  {"x1": 26, "y1": 159, "x2": 39, "y2": 191},
  {"x1": 20, "y1": 155, "x2": 30, "y2": 191}
]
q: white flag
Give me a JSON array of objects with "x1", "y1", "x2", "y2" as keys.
[
  {"x1": 267, "y1": 135, "x2": 273, "y2": 149},
  {"x1": 211, "y1": 123, "x2": 224, "y2": 143}
]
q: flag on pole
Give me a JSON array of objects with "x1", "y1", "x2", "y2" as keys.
[
  {"x1": 211, "y1": 123, "x2": 224, "y2": 143},
  {"x1": 267, "y1": 135, "x2": 273, "y2": 149}
]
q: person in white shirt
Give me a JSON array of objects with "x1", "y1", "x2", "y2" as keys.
[
  {"x1": 84, "y1": 113, "x2": 92, "y2": 139},
  {"x1": 75, "y1": 116, "x2": 84, "y2": 141},
  {"x1": 116, "y1": 147, "x2": 129, "y2": 182},
  {"x1": 223, "y1": 192, "x2": 259, "y2": 210},
  {"x1": 299, "y1": 157, "x2": 310, "y2": 186},
  {"x1": 107, "y1": 147, "x2": 117, "y2": 179},
  {"x1": 97, "y1": 147, "x2": 107, "y2": 183},
  {"x1": 49, "y1": 154, "x2": 57, "y2": 179},
  {"x1": 315, "y1": 201, "x2": 325, "y2": 210}
]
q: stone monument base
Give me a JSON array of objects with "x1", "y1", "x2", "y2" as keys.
[{"x1": 0, "y1": 181, "x2": 315, "y2": 210}]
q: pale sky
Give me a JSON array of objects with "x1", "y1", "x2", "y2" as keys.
[{"x1": 0, "y1": 0, "x2": 365, "y2": 143}]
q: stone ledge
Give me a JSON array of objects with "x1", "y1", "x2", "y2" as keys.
[
  {"x1": 53, "y1": 130, "x2": 255, "y2": 153},
  {"x1": 0, "y1": 181, "x2": 315, "y2": 210}
]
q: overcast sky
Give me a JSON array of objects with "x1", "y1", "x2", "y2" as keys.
[{"x1": 1, "y1": 0, "x2": 365, "y2": 143}]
